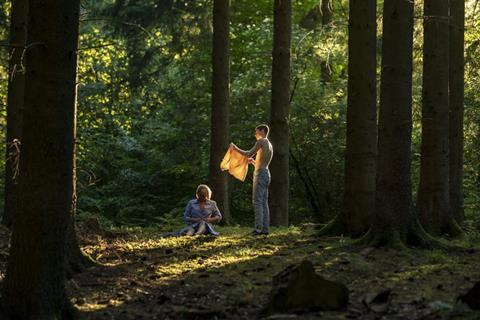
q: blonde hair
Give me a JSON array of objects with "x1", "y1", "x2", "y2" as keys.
[{"x1": 196, "y1": 184, "x2": 212, "y2": 209}]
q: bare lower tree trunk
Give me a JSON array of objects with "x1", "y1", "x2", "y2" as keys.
[
  {"x1": 2, "y1": 0, "x2": 91, "y2": 277},
  {"x1": 2, "y1": 0, "x2": 28, "y2": 228},
  {"x1": 65, "y1": 121, "x2": 95, "y2": 279},
  {"x1": 320, "y1": 0, "x2": 333, "y2": 82},
  {"x1": 417, "y1": 0, "x2": 462, "y2": 237},
  {"x1": 320, "y1": 0, "x2": 377, "y2": 238},
  {"x1": 321, "y1": 0, "x2": 333, "y2": 25},
  {"x1": 362, "y1": 0, "x2": 435, "y2": 249},
  {"x1": 269, "y1": 0, "x2": 291, "y2": 227},
  {"x1": 209, "y1": 0, "x2": 231, "y2": 223},
  {"x1": 1, "y1": 0, "x2": 81, "y2": 318},
  {"x1": 449, "y1": 0, "x2": 465, "y2": 224}
]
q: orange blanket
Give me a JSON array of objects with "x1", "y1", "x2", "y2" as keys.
[{"x1": 220, "y1": 148, "x2": 249, "y2": 182}]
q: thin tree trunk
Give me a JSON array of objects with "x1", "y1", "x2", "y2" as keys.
[
  {"x1": 321, "y1": 0, "x2": 333, "y2": 30},
  {"x1": 269, "y1": 0, "x2": 291, "y2": 227},
  {"x1": 290, "y1": 146, "x2": 322, "y2": 216},
  {"x1": 417, "y1": 0, "x2": 462, "y2": 237},
  {"x1": 2, "y1": 0, "x2": 28, "y2": 228},
  {"x1": 65, "y1": 113, "x2": 95, "y2": 278},
  {"x1": 1, "y1": 0, "x2": 81, "y2": 318},
  {"x1": 477, "y1": 116, "x2": 480, "y2": 214},
  {"x1": 320, "y1": 0, "x2": 333, "y2": 82},
  {"x1": 209, "y1": 0, "x2": 230, "y2": 223},
  {"x1": 449, "y1": 0, "x2": 465, "y2": 224},
  {"x1": 319, "y1": 0, "x2": 377, "y2": 238},
  {"x1": 361, "y1": 0, "x2": 436, "y2": 248}
]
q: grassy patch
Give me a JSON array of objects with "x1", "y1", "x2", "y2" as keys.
[{"x1": 57, "y1": 225, "x2": 480, "y2": 319}]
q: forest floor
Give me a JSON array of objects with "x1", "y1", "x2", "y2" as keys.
[{"x1": 0, "y1": 223, "x2": 480, "y2": 319}]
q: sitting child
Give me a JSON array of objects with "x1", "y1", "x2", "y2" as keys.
[{"x1": 178, "y1": 184, "x2": 222, "y2": 236}]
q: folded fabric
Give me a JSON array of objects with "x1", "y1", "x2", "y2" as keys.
[{"x1": 220, "y1": 147, "x2": 249, "y2": 182}]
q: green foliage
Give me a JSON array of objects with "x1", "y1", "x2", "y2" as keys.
[
  {"x1": 73, "y1": 0, "x2": 350, "y2": 226},
  {"x1": 425, "y1": 250, "x2": 451, "y2": 265},
  {"x1": 0, "y1": 0, "x2": 479, "y2": 228}
]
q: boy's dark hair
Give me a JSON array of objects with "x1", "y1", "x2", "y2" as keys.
[{"x1": 255, "y1": 124, "x2": 269, "y2": 136}]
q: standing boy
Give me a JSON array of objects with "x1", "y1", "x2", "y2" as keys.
[{"x1": 230, "y1": 124, "x2": 273, "y2": 235}]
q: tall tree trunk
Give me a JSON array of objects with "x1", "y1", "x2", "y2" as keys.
[
  {"x1": 321, "y1": 0, "x2": 333, "y2": 29},
  {"x1": 2, "y1": 0, "x2": 91, "y2": 276},
  {"x1": 65, "y1": 107, "x2": 95, "y2": 278},
  {"x1": 449, "y1": 0, "x2": 465, "y2": 224},
  {"x1": 361, "y1": 0, "x2": 435, "y2": 248},
  {"x1": 269, "y1": 0, "x2": 291, "y2": 227},
  {"x1": 209, "y1": 0, "x2": 231, "y2": 223},
  {"x1": 319, "y1": 0, "x2": 377, "y2": 238},
  {"x1": 320, "y1": 0, "x2": 333, "y2": 82},
  {"x1": 417, "y1": 0, "x2": 462, "y2": 237},
  {"x1": 2, "y1": 0, "x2": 28, "y2": 228},
  {"x1": 1, "y1": 0, "x2": 81, "y2": 318}
]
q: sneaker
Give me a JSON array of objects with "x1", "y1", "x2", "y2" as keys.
[
  {"x1": 248, "y1": 229, "x2": 264, "y2": 236},
  {"x1": 248, "y1": 229, "x2": 269, "y2": 236}
]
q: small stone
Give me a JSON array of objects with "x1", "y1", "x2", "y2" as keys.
[
  {"x1": 157, "y1": 294, "x2": 169, "y2": 305},
  {"x1": 360, "y1": 247, "x2": 375, "y2": 257},
  {"x1": 362, "y1": 289, "x2": 391, "y2": 313},
  {"x1": 458, "y1": 281, "x2": 480, "y2": 310},
  {"x1": 428, "y1": 300, "x2": 453, "y2": 311},
  {"x1": 264, "y1": 260, "x2": 349, "y2": 314}
]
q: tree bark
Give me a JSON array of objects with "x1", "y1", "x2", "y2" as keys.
[
  {"x1": 1, "y1": 0, "x2": 91, "y2": 277},
  {"x1": 2, "y1": 0, "x2": 28, "y2": 228},
  {"x1": 321, "y1": 0, "x2": 333, "y2": 26},
  {"x1": 65, "y1": 124, "x2": 95, "y2": 279},
  {"x1": 1, "y1": 0, "x2": 81, "y2": 318},
  {"x1": 320, "y1": 0, "x2": 333, "y2": 82},
  {"x1": 209, "y1": 0, "x2": 231, "y2": 223},
  {"x1": 269, "y1": 0, "x2": 291, "y2": 227},
  {"x1": 320, "y1": 0, "x2": 377, "y2": 238},
  {"x1": 449, "y1": 0, "x2": 465, "y2": 224},
  {"x1": 417, "y1": 0, "x2": 462, "y2": 237},
  {"x1": 290, "y1": 146, "x2": 322, "y2": 216},
  {"x1": 362, "y1": 0, "x2": 436, "y2": 248}
]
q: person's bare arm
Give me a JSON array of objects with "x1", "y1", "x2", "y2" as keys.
[
  {"x1": 230, "y1": 143, "x2": 247, "y2": 154},
  {"x1": 231, "y1": 139, "x2": 264, "y2": 157}
]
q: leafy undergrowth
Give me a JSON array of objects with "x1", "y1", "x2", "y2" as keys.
[{"x1": 0, "y1": 224, "x2": 479, "y2": 319}]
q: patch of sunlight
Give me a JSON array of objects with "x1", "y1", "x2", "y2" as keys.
[
  {"x1": 75, "y1": 299, "x2": 125, "y2": 312},
  {"x1": 425, "y1": 249, "x2": 456, "y2": 265},
  {"x1": 110, "y1": 226, "x2": 309, "y2": 254},
  {"x1": 153, "y1": 243, "x2": 283, "y2": 282},
  {"x1": 76, "y1": 303, "x2": 106, "y2": 312},
  {"x1": 79, "y1": 226, "x2": 315, "y2": 288},
  {"x1": 323, "y1": 261, "x2": 334, "y2": 267},
  {"x1": 388, "y1": 264, "x2": 444, "y2": 283}
]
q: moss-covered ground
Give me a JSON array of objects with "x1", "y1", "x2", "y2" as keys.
[{"x1": 1, "y1": 224, "x2": 479, "y2": 319}]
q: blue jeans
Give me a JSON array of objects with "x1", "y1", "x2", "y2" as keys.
[{"x1": 253, "y1": 168, "x2": 271, "y2": 232}]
